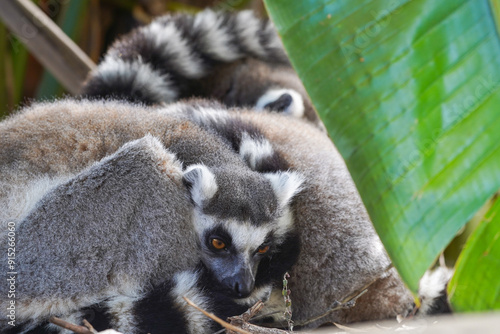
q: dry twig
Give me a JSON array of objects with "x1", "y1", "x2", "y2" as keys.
[
  {"x1": 83, "y1": 318, "x2": 98, "y2": 333},
  {"x1": 227, "y1": 320, "x2": 290, "y2": 334},
  {"x1": 184, "y1": 297, "x2": 290, "y2": 334},
  {"x1": 226, "y1": 301, "x2": 290, "y2": 334},
  {"x1": 186, "y1": 265, "x2": 395, "y2": 333},
  {"x1": 230, "y1": 301, "x2": 266, "y2": 323},
  {"x1": 49, "y1": 316, "x2": 94, "y2": 334},
  {"x1": 183, "y1": 296, "x2": 252, "y2": 334}
]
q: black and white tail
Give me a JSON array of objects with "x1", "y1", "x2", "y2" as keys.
[{"x1": 82, "y1": 10, "x2": 289, "y2": 105}]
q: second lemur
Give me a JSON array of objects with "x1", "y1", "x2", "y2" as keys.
[{"x1": 82, "y1": 9, "x2": 323, "y2": 129}]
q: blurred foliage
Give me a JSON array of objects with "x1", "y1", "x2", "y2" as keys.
[
  {"x1": 0, "y1": 0, "x2": 261, "y2": 119},
  {"x1": 265, "y1": 0, "x2": 500, "y2": 310},
  {"x1": 449, "y1": 193, "x2": 500, "y2": 311}
]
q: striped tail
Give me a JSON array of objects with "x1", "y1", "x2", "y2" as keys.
[{"x1": 82, "y1": 10, "x2": 289, "y2": 105}]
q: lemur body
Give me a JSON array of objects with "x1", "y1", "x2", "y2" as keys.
[
  {"x1": 82, "y1": 10, "x2": 323, "y2": 129},
  {"x1": 0, "y1": 100, "x2": 303, "y2": 333},
  {"x1": 0, "y1": 99, "x2": 419, "y2": 331},
  {"x1": 79, "y1": 10, "x2": 454, "y2": 324},
  {"x1": 0, "y1": 9, "x2": 451, "y2": 332}
]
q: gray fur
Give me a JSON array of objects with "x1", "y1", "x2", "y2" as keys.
[
  {"x1": 0, "y1": 100, "x2": 303, "y2": 330},
  {"x1": 0, "y1": 99, "x2": 413, "y2": 329},
  {"x1": 190, "y1": 107, "x2": 450, "y2": 324},
  {"x1": 0, "y1": 99, "x2": 450, "y2": 330},
  {"x1": 1, "y1": 135, "x2": 197, "y2": 325},
  {"x1": 182, "y1": 104, "x2": 417, "y2": 325}
]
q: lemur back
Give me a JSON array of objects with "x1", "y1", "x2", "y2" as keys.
[
  {"x1": 0, "y1": 100, "x2": 304, "y2": 333},
  {"x1": 82, "y1": 9, "x2": 323, "y2": 129},
  {"x1": 0, "y1": 98, "x2": 421, "y2": 330}
]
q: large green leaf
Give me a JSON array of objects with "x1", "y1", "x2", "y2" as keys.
[
  {"x1": 448, "y1": 195, "x2": 500, "y2": 311},
  {"x1": 264, "y1": 0, "x2": 500, "y2": 293}
]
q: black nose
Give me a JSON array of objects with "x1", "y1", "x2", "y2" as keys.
[
  {"x1": 223, "y1": 272, "x2": 255, "y2": 298},
  {"x1": 264, "y1": 93, "x2": 293, "y2": 111},
  {"x1": 234, "y1": 279, "x2": 254, "y2": 298}
]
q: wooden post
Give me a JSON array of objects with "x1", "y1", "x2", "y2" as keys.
[{"x1": 0, "y1": 0, "x2": 96, "y2": 95}]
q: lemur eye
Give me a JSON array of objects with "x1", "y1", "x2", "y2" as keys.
[
  {"x1": 257, "y1": 245, "x2": 270, "y2": 254},
  {"x1": 211, "y1": 238, "x2": 226, "y2": 250}
]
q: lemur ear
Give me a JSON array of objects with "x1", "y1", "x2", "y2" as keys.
[
  {"x1": 264, "y1": 171, "x2": 304, "y2": 209},
  {"x1": 183, "y1": 165, "x2": 218, "y2": 207}
]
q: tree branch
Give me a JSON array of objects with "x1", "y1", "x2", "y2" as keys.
[
  {"x1": 0, "y1": 0, "x2": 95, "y2": 94},
  {"x1": 183, "y1": 296, "x2": 252, "y2": 334},
  {"x1": 49, "y1": 316, "x2": 94, "y2": 334}
]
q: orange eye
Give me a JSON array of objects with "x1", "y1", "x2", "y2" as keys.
[
  {"x1": 258, "y1": 245, "x2": 270, "y2": 254},
  {"x1": 211, "y1": 238, "x2": 226, "y2": 250}
]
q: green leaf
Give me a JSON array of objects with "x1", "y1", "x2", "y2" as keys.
[
  {"x1": 0, "y1": 24, "x2": 28, "y2": 117},
  {"x1": 448, "y1": 195, "x2": 500, "y2": 311},
  {"x1": 264, "y1": 0, "x2": 500, "y2": 292},
  {"x1": 0, "y1": 24, "x2": 7, "y2": 117}
]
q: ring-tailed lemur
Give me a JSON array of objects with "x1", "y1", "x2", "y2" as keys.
[
  {"x1": 0, "y1": 98, "x2": 450, "y2": 332},
  {"x1": 0, "y1": 101, "x2": 303, "y2": 333},
  {"x1": 81, "y1": 6, "x2": 456, "y2": 324},
  {"x1": 81, "y1": 9, "x2": 324, "y2": 130}
]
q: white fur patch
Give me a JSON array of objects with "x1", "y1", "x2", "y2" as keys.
[
  {"x1": 239, "y1": 133, "x2": 274, "y2": 170},
  {"x1": 144, "y1": 21, "x2": 205, "y2": 78},
  {"x1": 12, "y1": 295, "x2": 104, "y2": 328},
  {"x1": 191, "y1": 209, "x2": 214, "y2": 239},
  {"x1": 171, "y1": 270, "x2": 212, "y2": 334},
  {"x1": 236, "y1": 11, "x2": 267, "y2": 57},
  {"x1": 194, "y1": 10, "x2": 241, "y2": 61},
  {"x1": 419, "y1": 266, "x2": 453, "y2": 314},
  {"x1": 95, "y1": 57, "x2": 177, "y2": 102},
  {"x1": 183, "y1": 164, "x2": 218, "y2": 207},
  {"x1": 255, "y1": 89, "x2": 305, "y2": 118},
  {"x1": 187, "y1": 106, "x2": 229, "y2": 129},
  {"x1": 273, "y1": 208, "x2": 295, "y2": 243},
  {"x1": 191, "y1": 193, "x2": 298, "y2": 250},
  {"x1": 226, "y1": 220, "x2": 272, "y2": 254},
  {"x1": 11, "y1": 282, "x2": 141, "y2": 328},
  {"x1": 192, "y1": 213, "x2": 278, "y2": 257},
  {"x1": 264, "y1": 171, "x2": 304, "y2": 209}
]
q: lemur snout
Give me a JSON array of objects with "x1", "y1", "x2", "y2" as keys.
[{"x1": 223, "y1": 271, "x2": 255, "y2": 298}]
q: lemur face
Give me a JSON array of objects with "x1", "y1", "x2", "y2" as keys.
[
  {"x1": 182, "y1": 164, "x2": 303, "y2": 298},
  {"x1": 198, "y1": 216, "x2": 276, "y2": 298}
]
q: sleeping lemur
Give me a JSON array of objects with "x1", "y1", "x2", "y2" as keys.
[
  {"x1": 80, "y1": 8, "x2": 452, "y2": 326},
  {"x1": 0, "y1": 98, "x2": 449, "y2": 333},
  {"x1": 2, "y1": 132, "x2": 302, "y2": 334},
  {"x1": 81, "y1": 9, "x2": 324, "y2": 130},
  {"x1": 1, "y1": 9, "x2": 451, "y2": 332}
]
